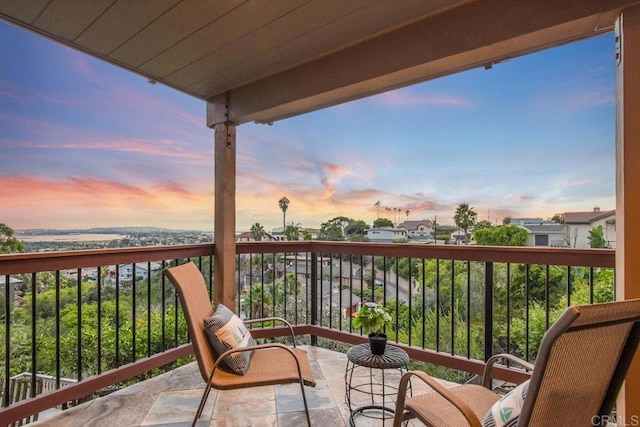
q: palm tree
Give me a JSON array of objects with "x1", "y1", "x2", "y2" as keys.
[
  {"x1": 284, "y1": 222, "x2": 301, "y2": 241},
  {"x1": 385, "y1": 207, "x2": 391, "y2": 219},
  {"x1": 250, "y1": 223, "x2": 265, "y2": 241},
  {"x1": 405, "y1": 210, "x2": 410, "y2": 220},
  {"x1": 243, "y1": 284, "x2": 273, "y2": 319},
  {"x1": 453, "y1": 203, "x2": 477, "y2": 244},
  {"x1": 374, "y1": 201, "x2": 381, "y2": 218},
  {"x1": 588, "y1": 225, "x2": 606, "y2": 248},
  {"x1": 278, "y1": 197, "x2": 290, "y2": 240}
]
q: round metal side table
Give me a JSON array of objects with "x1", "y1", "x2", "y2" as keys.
[{"x1": 345, "y1": 343, "x2": 410, "y2": 426}]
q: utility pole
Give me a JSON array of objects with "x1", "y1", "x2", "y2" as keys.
[{"x1": 434, "y1": 215, "x2": 437, "y2": 243}]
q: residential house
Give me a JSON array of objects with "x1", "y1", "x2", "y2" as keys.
[
  {"x1": 365, "y1": 227, "x2": 408, "y2": 243},
  {"x1": 507, "y1": 218, "x2": 565, "y2": 247},
  {"x1": 236, "y1": 231, "x2": 278, "y2": 242},
  {"x1": 269, "y1": 227, "x2": 319, "y2": 241},
  {"x1": 508, "y1": 217, "x2": 546, "y2": 226},
  {"x1": 301, "y1": 228, "x2": 320, "y2": 240},
  {"x1": 118, "y1": 262, "x2": 161, "y2": 282},
  {"x1": 0, "y1": 275, "x2": 24, "y2": 306},
  {"x1": 284, "y1": 255, "x2": 354, "y2": 287},
  {"x1": 564, "y1": 207, "x2": 616, "y2": 249},
  {"x1": 61, "y1": 267, "x2": 99, "y2": 281},
  {"x1": 397, "y1": 220, "x2": 433, "y2": 241},
  {"x1": 270, "y1": 227, "x2": 286, "y2": 241},
  {"x1": 519, "y1": 223, "x2": 566, "y2": 247},
  {"x1": 317, "y1": 287, "x2": 362, "y2": 319},
  {"x1": 450, "y1": 230, "x2": 469, "y2": 244}
]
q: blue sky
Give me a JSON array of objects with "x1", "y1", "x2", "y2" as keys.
[{"x1": 0, "y1": 20, "x2": 615, "y2": 232}]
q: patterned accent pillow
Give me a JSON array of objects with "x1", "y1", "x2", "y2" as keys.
[
  {"x1": 203, "y1": 304, "x2": 256, "y2": 375},
  {"x1": 482, "y1": 380, "x2": 529, "y2": 427}
]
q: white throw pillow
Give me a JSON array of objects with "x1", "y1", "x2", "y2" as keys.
[
  {"x1": 482, "y1": 380, "x2": 529, "y2": 427},
  {"x1": 203, "y1": 304, "x2": 256, "y2": 375}
]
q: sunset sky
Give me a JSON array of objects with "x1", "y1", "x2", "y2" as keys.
[{"x1": 0, "y1": 20, "x2": 616, "y2": 232}]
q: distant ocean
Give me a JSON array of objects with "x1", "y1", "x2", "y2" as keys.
[{"x1": 16, "y1": 233, "x2": 124, "y2": 242}]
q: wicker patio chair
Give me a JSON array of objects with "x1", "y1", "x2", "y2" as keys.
[
  {"x1": 393, "y1": 298, "x2": 640, "y2": 427},
  {"x1": 164, "y1": 262, "x2": 316, "y2": 427}
]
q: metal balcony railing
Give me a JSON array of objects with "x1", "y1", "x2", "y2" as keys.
[{"x1": 0, "y1": 242, "x2": 614, "y2": 425}]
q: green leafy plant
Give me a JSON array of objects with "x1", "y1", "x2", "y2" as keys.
[{"x1": 352, "y1": 302, "x2": 392, "y2": 336}]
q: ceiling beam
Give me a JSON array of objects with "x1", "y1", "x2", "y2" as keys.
[{"x1": 208, "y1": 0, "x2": 640, "y2": 126}]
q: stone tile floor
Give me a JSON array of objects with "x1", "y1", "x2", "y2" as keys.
[{"x1": 32, "y1": 346, "x2": 456, "y2": 426}]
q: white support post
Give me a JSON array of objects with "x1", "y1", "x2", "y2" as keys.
[{"x1": 211, "y1": 112, "x2": 237, "y2": 312}]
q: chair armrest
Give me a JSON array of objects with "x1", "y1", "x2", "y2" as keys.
[
  {"x1": 482, "y1": 353, "x2": 534, "y2": 389},
  {"x1": 393, "y1": 370, "x2": 482, "y2": 427},
  {"x1": 244, "y1": 317, "x2": 297, "y2": 347}
]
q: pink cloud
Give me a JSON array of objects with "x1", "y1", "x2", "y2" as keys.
[
  {"x1": 507, "y1": 194, "x2": 535, "y2": 203},
  {"x1": 565, "y1": 179, "x2": 594, "y2": 187},
  {"x1": 564, "y1": 85, "x2": 614, "y2": 109},
  {"x1": 0, "y1": 81, "x2": 25, "y2": 102},
  {"x1": 1, "y1": 111, "x2": 207, "y2": 160},
  {"x1": 0, "y1": 79, "x2": 86, "y2": 107},
  {"x1": 14, "y1": 44, "x2": 206, "y2": 131},
  {"x1": 372, "y1": 90, "x2": 471, "y2": 108},
  {"x1": 9, "y1": 138, "x2": 200, "y2": 158}
]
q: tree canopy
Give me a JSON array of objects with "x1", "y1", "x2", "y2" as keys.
[
  {"x1": 473, "y1": 220, "x2": 493, "y2": 231},
  {"x1": 318, "y1": 216, "x2": 369, "y2": 241},
  {"x1": 373, "y1": 218, "x2": 394, "y2": 228},
  {"x1": 0, "y1": 223, "x2": 24, "y2": 254},
  {"x1": 551, "y1": 213, "x2": 564, "y2": 224},
  {"x1": 473, "y1": 225, "x2": 529, "y2": 246}
]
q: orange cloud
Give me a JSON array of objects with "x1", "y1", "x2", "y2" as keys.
[{"x1": 1, "y1": 175, "x2": 212, "y2": 230}]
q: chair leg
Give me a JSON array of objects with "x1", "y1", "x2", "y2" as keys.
[
  {"x1": 299, "y1": 380, "x2": 312, "y2": 427},
  {"x1": 192, "y1": 381, "x2": 213, "y2": 427}
]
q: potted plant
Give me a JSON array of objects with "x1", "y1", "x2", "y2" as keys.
[{"x1": 352, "y1": 302, "x2": 392, "y2": 355}]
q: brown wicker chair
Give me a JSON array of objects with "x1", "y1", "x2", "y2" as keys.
[
  {"x1": 164, "y1": 262, "x2": 316, "y2": 427},
  {"x1": 393, "y1": 298, "x2": 640, "y2": 427}
]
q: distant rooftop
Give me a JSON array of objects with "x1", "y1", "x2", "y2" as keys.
[
  {"x1": 564, "y1": 208, "x2": 615, "y2": 224},
  {"x1": 521, "y1": 224, "x2": 564, "y2": 233},
  {"x1": 508, "y1": 218, "x2": 545, "y2": 226}
]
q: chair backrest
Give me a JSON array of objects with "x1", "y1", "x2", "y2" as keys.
[
  {"x1": 164, "y1": 262, "x2": 216, "y2": 383},
  {"x1": 519, "y1": 298, "x2": 640, "y2": 426}
]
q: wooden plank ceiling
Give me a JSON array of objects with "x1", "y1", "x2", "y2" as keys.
[{"x1": 1, "y1": 0, "x2": 639, "y2": 125}]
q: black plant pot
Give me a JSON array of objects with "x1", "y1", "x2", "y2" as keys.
[{"x1": 369, "y1": 333, "x2": 388, "y2": 355}]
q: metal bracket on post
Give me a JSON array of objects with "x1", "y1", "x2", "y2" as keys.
[
  {"x1": 616, "y1": 18, "x2": 623, "y2": 67},
  {"x1": 207, "y1": 91, "x2": 236, "y2": 129},
  {"x1": 225, "y1": 93, "x2": 233, "y2": 148}
]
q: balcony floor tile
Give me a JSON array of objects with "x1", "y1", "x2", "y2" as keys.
[{"x1": 31, "y1": 345, "x2": 458, "y2": 427}]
